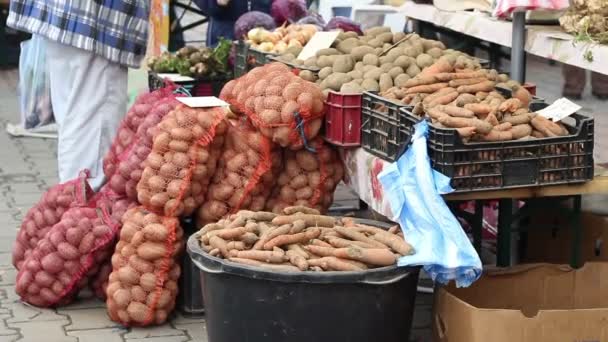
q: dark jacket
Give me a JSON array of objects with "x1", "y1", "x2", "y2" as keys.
[{"x1": 195, "y1": 0, "x2": 272, "y2": 21}]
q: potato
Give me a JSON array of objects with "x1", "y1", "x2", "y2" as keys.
[
  {"x1": 361, "y1": 78, "x2": 380, "y2": 92},
  {"x1": 393, "y1": 31, "x2": 406, "y2": 44},
  {"x1": 426, "y1": 47, "x2": 443, "y2": 59},
  {"x1": 137, "y1": 242, "x2": 166, "y2": 261},
  {"x1": 394, "y1": 73, "x2": 411, "y2": 87},
  {"x1": 379, "y1": 74, "x2": 394, "y2": 92},
  {"x1": 363, "y1": 67, "x2": 383, "y2": 81},
  {"x1": 332, "y1": 55, "x2": 355, "y2": 73},
  {"x1": 347, "y1": 70, "x2": 363, "y2": 80},
  {"x1": 364, "y1": 26, "x2": 391, "y2": 37},
  {"x1": 340, "y1": 82, "x2": 364, "y2": 94},
  {"x1": 303, "y1": 56, "x2": 317, "y2": 67},
  {"x1": 325, "y1": 73, "x2": 352, "y2": 91},
  {"x1": 299, "y1": 70, "x2": 317, "y2": 82},
  {"x1": 376, "y1": 32, "x2": 393, "y2": 44},
  {"x1": 351, "y1": 46, "x2": 375, "y2": 61},
  {"x1": 388, "y1": 66, "x2": 404, "y2": 79},
  {"x1": 380, "y1": 63, "x2": 394, "y2": 73},
  {"x1": 315, "y1": 48, "x2": 339, "y2": 57},
  {"x1": 393, "y1": 55, "x2": 412, "y2": 69},
  {"x1": 416, "y1": 54, "x2": 434, "y2": 68},
  {"x1": 336, "y1": 38, "x2": 359, "y2": 54},
  {"x1": 406, "y1": 64, "x2": 421, "y2": 77},
  {"x1": 362, "y1": 53, "x2": 379, "y2": 66},
  {"x1": 367, "y1": 38, "x2": 383, "y2": 48},
  {"x1": 316, "y1": 55, "x2": 335, "y2": 68},
  {"x1": 354, "y1": 61, "x2": 365, "y2": 71},
  {"x1": 318, "y1": 67, "x2": 332, "y2": 80}
]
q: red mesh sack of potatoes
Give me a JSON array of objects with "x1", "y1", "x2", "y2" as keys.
[
  {"x1": 106, "y1": 207, "x2": 183, "y2": 326},
  {"x1": 136, "y1": 105, "x2": 228, "y2": 217},
  {"x1": 103, "y1": 86, "x2": 178, "y2": 180},
  {"x1": 14, "y1": 202, "x2": 121, "y2": 307},
  {"x1": 266, "y1": 139, "x2": 344, "y2": 214},
  {"x1": 220, "y1": 63, "x2": 324, "y2": 150},
  {"x1": 197, "y1": 119, "x2": 282, "y2": 224},
  {"x1": 106, "y1": 96, "x2": 182, "y2": 200},
  {"x1": 13, "y1": 170, "x2": 94, "y2": 271}
]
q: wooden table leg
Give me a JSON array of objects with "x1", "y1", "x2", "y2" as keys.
[{"x1": 570, "y1": 195, "x2": 582, "y2": 268}]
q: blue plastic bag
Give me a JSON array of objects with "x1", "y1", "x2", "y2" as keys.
[
  {"x1": 19, "y1": 35, "x2": 54, "y2": 129},
  {"x1": 378, "y1": 121, "x2": 481, "y2": 288}
]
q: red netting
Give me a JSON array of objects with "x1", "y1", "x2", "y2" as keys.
[
  {"x1": 103, "y1": 86, "x2": 178, "y2": 180},
  {"x1": 106, "y1": 207, "x2": 183, "y2": 326},
  {"x1": 13, "y1": 170, "x2": 93, "y2": 271},
  {"x1": 196, "y1": 119, "x2": 282, "y2": 225},
  {"x1": 266, "y1": 138, "x2": 344, "y2": 214},
  {"x1": 219, "y1": 63, "x2": 325, "y2": 150},
  {"x1": 14, "y1": 201, "x2": 121, "y2": 307},
  {"x1": 136, "y1": 105, "x2": 228, "y2": 217},
  {"x1": 106, "y1": 97, "x2": 182, "y2": 200}
]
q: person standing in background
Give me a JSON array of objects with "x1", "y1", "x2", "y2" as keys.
[
  {"x1": 7, "y1": 0, "x2": 150, "y2": 190},
  {"x1": 563, "y1": 64, "x2": 608, "y2": 100}
]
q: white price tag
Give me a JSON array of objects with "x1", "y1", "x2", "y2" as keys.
[
  {"x1": 297, "y1": 31, "x2": 340, "y2": 61},
  {"x1": 536, "y1": 97, "x2": 582, "y2": 122},
  {"x1": 177, "y1": 96, "x2": 229, "y2": 108},
  {"x1": 157, "y1": 73, "x2": 195, "y2": 82}
]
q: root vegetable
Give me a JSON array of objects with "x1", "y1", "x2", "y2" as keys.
[
  {"x1": 498, "y1": 98, "x2": 523, "y2": 113},
  {"x1": 228, "y1": 258, "x2": 300, "y2": 272},
  {"x1": 448, "y1": 77, "x2": 488, "y2": 87},
  {"x1": 457, "y1": 81, "x2": 495, "y2": 93},
  {"x1": 434, "y1": 105, "x2": 475, "y2": 118},
  {"x1": 494, "y1": 122, "x2": 513, "y2": 131},
  {"x1": 311, "y1": 239, "x2": 333, "y2": 248},
  {"x1": 512, "y1": 124, "x2": 533, "y2": 139},
  {"x1": 531, "y1": 115, "x2": 565, "y2": 137},
  {"x1": 503, "y1": 113, "x2": 533, "y2": 125},
  {"x1": 427, "y1": 91, "x2": 459, "y2": 107},
  {"x1": 282, "y1": 206, "x2": 320, "y2": 215},
  {"x1": 326, "y1": 236, "x2": 375, "y2": 249},
  {"x1": 308, "y1": 257, "x2": 366, "y2": 271},
  {"x1": 272, "y1": 214, "x2": 335, "y2": 228},
  {"x1": 230, "y1": 248, "x2": 285, "y2": 263},
  {"x1": 464, "y1": 103, "x2": 493, "y2": 116},
  {"x1": 370, "y1": 232, "x2": 414, "y2": 256},
  {"x1": 418, "y1": 59, "x2": 452, "y2": 76},
  {"x1": 286, "y1": 250, "x2": 309, "y2": 271},
  {"x1": 479, "y1": 129, "x2": 514, "y2": 141},
  {"x1": 438, "y1": 116, "x2": 493, "y2": 134},
  {"x1": 263, "y1": 228, "x2": 321, "y2": 250},
  {"x1": 405, "y1": 82, "x2": 449, "y2": 94},
  {"x1": 305, "y1": 245, "x2": 396, "y2": 267},
  {"x1": 334, "y1": 227, "x2": 387, "y2": 248}
]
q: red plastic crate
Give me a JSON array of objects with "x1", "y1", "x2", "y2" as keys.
[{"x1": 324, "y1": 91, "x2": 362, "y2": 147}]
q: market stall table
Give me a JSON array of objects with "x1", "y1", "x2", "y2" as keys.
[{"x1": 342, "y1": 147, "x2": 608, "y2": 268}]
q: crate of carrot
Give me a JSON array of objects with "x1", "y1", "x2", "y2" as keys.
[{"x1": 385, "y1": 56, "x2": 594, "y2": 192}]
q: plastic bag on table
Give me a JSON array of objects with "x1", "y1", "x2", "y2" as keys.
[
  {"x1": 136, "y1": 105, "x2": 228, "y2": 217},
  {"x1": 266, "y1": 138, "x2": 344, "y2": 214},
  {"x1": 378, "y1": 120, "x2": 482, "y2": 288},
  {"x1": 18, "y1": 36, "x2": 54, "y2": 129},
  {"x1": 106, "y1": 207, "x2": 183, "y2": 326},
  {"x1": 220, "y1": 63, "x2": 324, "y2": 150},
  {"x1": 197, "y1": 119, "x2": 282, "y2": 224},
  {"x1": 13, "y1": 170, "x2": 94, "y2": 270}
]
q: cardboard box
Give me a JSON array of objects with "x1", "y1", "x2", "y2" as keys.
[
  {"x1": 433, "y1": 263, "x2": 608, "y2": 342},
  {"x1": 525, "y1": 212, "x2": 608, "y2": 263}
]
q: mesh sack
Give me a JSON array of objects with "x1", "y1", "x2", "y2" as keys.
[
  {"x1": 103, "y1": 86, "x2": 178, "y2": 180},
  {"x1": 107, "y1": 97, "x2": 182, "y2": 200},
  {"x1": 14, "y1": 202, "x2": 121, "y2": 307},
  {"x1": 266, "y1": 138, "x2": 344, "y2": 214},
  {"x1": 220, "y1": 62, "x2": 324, "y2": 150},
  {"x1": 13, "y1": 170, "x2": 93, "y2": 270},
  {"x1": 106, "y1": 207, "x2": 183, "y2": 326},
  {"x1": 136, "y1": 105, "x2": 228, "y2": 217},
  {"x1": 197, "y1": 119, "x2": 282, "y2": 225}
]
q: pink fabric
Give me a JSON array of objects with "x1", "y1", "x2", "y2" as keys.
[{"x1": 493, "y1": 0, "x2": 569, "y2": 18}]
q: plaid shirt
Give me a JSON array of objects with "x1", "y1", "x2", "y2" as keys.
[{"x1": 8, "y1": 0, "x2": 149, "y2": 68}]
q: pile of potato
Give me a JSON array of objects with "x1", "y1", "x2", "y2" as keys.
[
  {"x1": 13, "y1": 172, "x2": 93, "y2": 270},
  {"x1": 382, "y1": 57, "x2": 569, "y2": 142},
  {"x1": 198, "y1": 207, "x2": 413, "y2": 272},
  {"x1": 273, "y1": 27, "x2": 481, "y2": 96},
  {"x1": 246, "y1": 24, "x2": 318, "y2": 54},
  {"x1": 15, "y1": 206, "x2": 119, "y2": 307},
  {"x1": 220, "y1": 63, "x2": 324, "y2": 149},
  {"x1": 137, "y1": 106, "x2": 228, "y2": 217},
  {"x1": 198, "y1": 121, "x2": 282, "y2": 225},
  {"x1": 106, "y1": 207, "x2": 183, "y2": 326},
  {"x1": 266, "y1": 138, "x2": 344, "y2": 214}
]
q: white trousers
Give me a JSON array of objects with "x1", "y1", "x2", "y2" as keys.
[{"x1": 46, "y1": 39, "x2": 127, "y2": 190}]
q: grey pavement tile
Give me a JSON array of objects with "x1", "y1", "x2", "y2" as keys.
[
  {"x1": 59, "y1": 297, "x2": 106, "y2": 311},
  {"x1": 0, "y1": 313, "x2": 19, "y2": 336},
  {"x1": 9, "y1": 319, "x2": 76, "y2": 342},
  {"x1": 58, "y1": 307, "x2": 122, "y2": 331},
  {"x1": 170, "y1": 313, "x2": 205, "y2": 325},
  {"x1": 4, "y1": 302, "x2": 67, "y2": 323},
  {"x1": 67, "y1": 328, "x2": 126, "y2": 342},
  {"x1": 0, "y1": 252, "x2": 12, "y2": 269},
  {"x1": 126, "y1": 336, "x2": 188, "y2": 342},
  {"x1": 1, "y1": 334, "x2": 18, "y2": 342},
  {"x1": 9, "y1": 183, "x2": 44, "y2": 194},
  {"x1": 0, "y1": 237, "x2": 15, "y2": 252},
  {"x1": 124, "y1": 324, "x2": 186, "y2": 339},
  {"x1": 0, "y1": 268, "x2": 16, "y2": 285},
  {"x1": 0, "y1": 285, "x2": 19, "y2": 303},
  {"x1": 174, "y1": 323, "x2": 208, "y2": 342}
]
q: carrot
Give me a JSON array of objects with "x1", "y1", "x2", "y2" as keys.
[
  {"x1": 479, "y1": 129, "x2": 513, "y2": 141},
  {"x1": 448, "y1": 77, "x2": 489, "y2": 88},
  {"x1": 311, "y1": 239, "x2": 333, "y2": 248},
  {"x1": 419, "y1": 59, "x2": 453, "y2": 76},
  {"x1": 326, "y1": 236, "x2": 376, "y2": 249},
  {"x1": 435, "y1": 105, "x2": 475, "y2": 118},
  {"x1": 283, "y1": 206, "x2": 320, "y2": 215},
  {"x1": 503, "y1": 113, "x2": 533, "y2": 125},
  {"x1": 512, "y1": 108, "x2": 529, "y2": 116},
  {"x1": 456, "y1": 127, "x2": 477, "y2": 138},
  {"x1": 531, "y1": 115, "x2": 564, "y2": 137},
  {"x1": 230, "y1": 247, "x2": 286, "y2": 263},
  {"x1": 370, "y1": 232, "x2": 415, "y2": 256},
  {"x1": 263, "y1": 228, "x2": 322, "y2": 250},
  {"x1": 287, "y1": 244, "x2": 310, "y2": 258},
  {"x1": 427, "y1": 107, "x2": 448, "y2": 121},
  {"x1": 434, "y1": 71, "x2": 487, "y2": 82},
  {"x1": 464, "y1": 103, "x2": 492, "y2": 116},
  {"x1": 498, "y1": 98, "x2": 523, "y2": 113},
  {"x1": 209, "y1": 248, "x2": 221, "y2": 257},
  {"x1": 485, "y1": 112, "x2": 499, "y2": 126},
  {"x1": 226, "y1": 217, "x2": 246, "y2": 229},
  {"x1": 494, "y1": 122, "x2": 513, "y2": 131},
  {"x1": 531, "y1": 129, "x2": 545, "y2": 138},
  {"x1": 307, "y1": 257, "x2": 366, "y2": 271},
  {"x1": 405, "y1": 82, "x2": 449, "y2": 95},
  {"x1": 422, "y1": 87, "x2": 456, "y2": 104},
  {"x1": 228, "y1": 258, "x2": 300, "y2": 272},
  {"x1": 427, "y1": 91, "x2": 459, "y2": 108},
  {"x1": 511, "y1": 85, "x2": 532, "y2": 107},
  {"x1": 457, "y1": 81, "x2": 495, "y2": 94},
  {"x1": 475, "y1": 91, "x2": 489, "y2": 101},
  {"x1": 334, "y1": 227, "x2": 387, "y2": 248},
  {"x1": 455, "y1": 93, "x2": 478, "y2": 107},
  {"x1": 388, "y1": 225, "x2": 400, "y2": 234},
  {"x1": 234, "y1": 210, "x2": 277, "y2": 222},
  {"x1": 199, "y1": 223, "x2": 223, "y2": 236},
  {"x1": 340, "y1": 217, "x2": 356, "y2": 227},
  {"x1": 403, "y1": 75, "x2": 439, "y2": 88},
  {"x1": 439, "y1": 116, "x2": 493, "y2": 134},
  {"x1": 206, "y1": 226, "x2": 250, "y2": 240},
  {"x1": 286, "y1": 250, "x2": 309, "y2": 271},
  {"x1": 209, "y1": 236, "x2": 229, "y2": 257},
  {"x1": 252, "y1": 225, "x2": 277, "y2": 250},
  {"x1": 305, "y1": 245, "x2": 397, "y2": 266},
  {"x1": 272, "y1": 214, "x2": 336, "y2": 228},
  {"x1": 226, "y1": 241, "x2": 246, "y2": 251},
  {"x1": 511, "y1": 124, "x2": 532, "y2": 139},
  {"x1": 318, "y1": 227, "x2": 340, "y2": 238},
  {"x1": 239, "y1": 232, "x2": 259, "y2": 245}
]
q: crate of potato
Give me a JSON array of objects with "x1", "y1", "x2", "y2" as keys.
[
  {"x1": 187, "y1": 207, "x2": 420, "y2": 342},
  {"x1": 391, "y1": 58, "x2": 594, "y2": 191}
]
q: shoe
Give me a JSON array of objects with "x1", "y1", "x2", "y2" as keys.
[
  {"x1": 592, "y1": 91, "x2": 608, "y2": 100},
  {"x1": 562, "y1": 92, "x2": 582, "y2": 100}
]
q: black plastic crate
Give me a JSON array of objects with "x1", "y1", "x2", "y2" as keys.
[
  {"x1": 148, "y1": 72, "x2": 228, "y2": 97},
  {"x1": 267, "y1": 55, "x2": 321, "y2": 75},
  {"x1": 361, "y1": 91, "x2": 413, "y2": 162},
  {"x1": 401, "y1": 103, "x2": 594, "y2": 192},
  {"x1": 177, "y1": 216, "x2": 204, "y2": 316}
]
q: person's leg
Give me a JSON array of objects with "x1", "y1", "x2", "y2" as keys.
[
  {"x1": 591, "y1": 72, "x2": 608, "y2": 99},
  {"x1": 46, "y1": 39, "x2": 127, "y2": 190},
  {"x1": 562, "y1": 64, "x2": 586, "y2": 99}
]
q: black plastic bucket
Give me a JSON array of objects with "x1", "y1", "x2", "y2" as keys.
[{"x1": 187, "y1": 220, "x2": 420, "y2": 342}]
